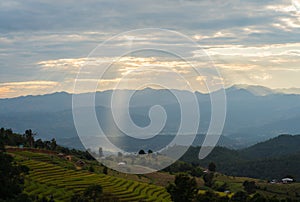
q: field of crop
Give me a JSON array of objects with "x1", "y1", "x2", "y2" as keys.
[
  {"x1": 9, "y1": 149, "x2": 300, "y2": 201},
  {"x1": 10, "y1": 151, "x2": 171, "y2": 202}
]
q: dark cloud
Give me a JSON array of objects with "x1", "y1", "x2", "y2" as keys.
[{"x1": 0, "y1": 0, "x2": 291, "y2": 33}]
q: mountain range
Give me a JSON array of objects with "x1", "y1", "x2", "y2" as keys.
[{"x1": 0, "y1": 84, "x2": 299, "y2": 150}]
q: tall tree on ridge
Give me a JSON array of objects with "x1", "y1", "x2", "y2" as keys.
[{"x1": 24, "y1": 129, "x2": 36, "y2": 148}]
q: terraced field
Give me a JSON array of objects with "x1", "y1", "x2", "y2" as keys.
[{"x1": 10, "y1": 151, "x2": 171, "y2": 202}]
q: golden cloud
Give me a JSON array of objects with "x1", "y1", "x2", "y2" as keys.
[{"x1": 0, "y1": 81, "x2": 59, "y2": 98}]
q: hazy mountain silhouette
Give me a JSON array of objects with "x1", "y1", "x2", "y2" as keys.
[{"x1": 0, "y1": 85, "x2": 300, "y2": 148}]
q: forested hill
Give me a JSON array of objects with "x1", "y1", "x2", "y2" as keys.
[
  {"x1": 180, "y1": 134, "x2": 300, "y2": 181},
  {"x1": 241, "y1": 134, "x2": 300, "y2": 160}
]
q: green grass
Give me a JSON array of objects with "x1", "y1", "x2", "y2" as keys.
[{"x1": 11, "y1": 151, "x2": 171, "y2": 202}]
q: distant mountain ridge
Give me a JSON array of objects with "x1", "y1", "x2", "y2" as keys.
[
  {"x1": 0, "y1": 85, "x2": 300, "y2": 148},
  {"x1": 229, "y1": 84, "x2": 275, "y2": 96},
  {"x1": 230, "y1": 84, "x2": 300, "y2": 95}
]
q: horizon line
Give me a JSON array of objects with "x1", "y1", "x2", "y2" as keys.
[{"x1": 1, "y1": 83, "x2": 300, "y2": 99}]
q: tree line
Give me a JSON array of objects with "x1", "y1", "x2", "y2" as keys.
[{"x1": 0, "y1": 128, "x2": 95, "y2": 161}]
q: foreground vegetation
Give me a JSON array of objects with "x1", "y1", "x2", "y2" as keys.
[{"x1": 1, "y1": 128, "x2": 300, "y2": 201}]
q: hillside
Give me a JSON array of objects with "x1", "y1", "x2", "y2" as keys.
[
  {"x1": 9, "y1": 149, "x2": 171, "y2": 202},
  {"x1": 241, "y1": 134, "x2": 300, "y2": 160},
  {"x1": 180, "y1": 134, "x2": 300, "y2": 181},
  {"x1": 8, "y1": 148, "x2": 300, "y2": 201}
]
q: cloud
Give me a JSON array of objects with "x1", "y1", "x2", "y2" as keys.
[
  {"x1": 0, "y1": 80, "x2": 59, "y2": 98},
  {"x1": 0, "y1": 0, "x2": 300, "y2": 97},
  {"x1": 0, "y1": 0, "x2": 292, "y2": 34}
]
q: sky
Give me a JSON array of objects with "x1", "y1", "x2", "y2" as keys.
[{"x1": 0, "y1": 0, "x2": 300, "y2": 98}]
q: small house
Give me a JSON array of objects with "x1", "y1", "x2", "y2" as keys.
[
  {"x1": 58, "y1": 153, "x2": 64, "y2": 158},
  {"x1": 282, "y1": 178, "x2": 294, "y2": 184},
  {"x1": 65, "y1": 155, "x2": 72, "y2": 161},
  {"x1": 118, "y1": 162, "x2": 126, "y2": 166},
  {"x1": 76, "y1": 160, "x2": 86, "y2": 167},
  {"x1": 203, "y1": 169, "x2": 209, "y2": 173}
]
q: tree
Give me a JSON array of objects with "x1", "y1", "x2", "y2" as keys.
[
  {"x1": 0, "y1": 128, "x2": 8, "y2": 148},
  {"x1": 71, "y1": 194, "x2": 85, "y2": 202},
  {"x1": 243, "y1": 180, "x2": 256, "y2": 194},
  {"x1": 214, "y1": 182, "x2": 228, "y2": 192},
  {"x1": 249, "y1": 193, "x2": 268, "y2": 202},
  {"x1": 231, "y1": 191, "x2": 248, "y2": 202},
  {"x1": 103, "y1": 166, "x2": 108, "y2": 175},
  {"x1": 148, "y1": 149, "x2": 153, "y2": 154},
  {"x1": 24, "y1": 129, "x2": 36, "y2": 147},
  {"x1": 50, "y1": 138, "x2": 57, "y2": 151},
  {"x1": 89, "y1": 165, "x2": 95, "y2": 172},
  {"x1": 208, "y1": 162, "x2": 216, "y2": 172},
  {"x1": 196, "y1": 190, "x2": 229, "y2": 202},
  {"x1": 49, "y1": 195, "x2": 55, "y2": 202},
  {"x1": 44, "y1": 140, "x2": 51, "y2": 150},
  {"x1": 117, "y1": 152, "x2": 123, "y2": 157},
  {"x1": 98, "y1": 147, "x2": 103, "y2": 157},
  {"x1": 40, "y1": 196, "x2": 49, "y2": 202},
  {"x1": 190, "y1": 167, "x2": 203, "y2": 177},
  {"x1": 0, "y1": 148, "x2": 30, "y2": 200},
  {"x1": 34, "y1": 139, "x2": 45, "y2": 149},
  {"x1": 138, "y1": 149, "x2": 146, "y2": 155},
  {"x1": 203, "y1": 172, "x2": 214, "y2": 187},
  {"x1": 0, "y1": 134, "x2": 4, "y2": 152},
  {"x1": 83, "y1": 184, "x2": 103, "y2": 202},
  {"x1": 84, "y1": 150, "x2": 95, "y2": 160},
  {"x1": 71, "y1": 194, "x2": 84, "y2": 202},
  {"x1": 167, "y1": 173, "x2": 198, "y2": 202}
]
